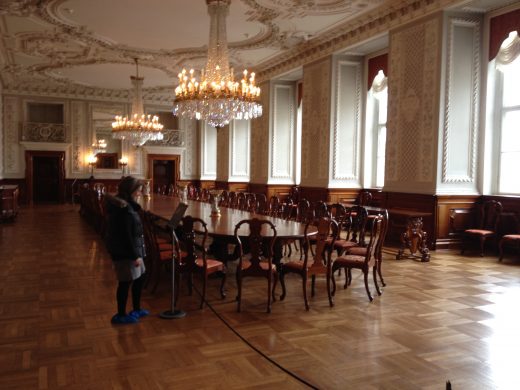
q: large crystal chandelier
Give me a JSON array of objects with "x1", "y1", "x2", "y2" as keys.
[
  {"x1": 112, "y1": 59, "x2": 164, "y2": 147},
  {"x1": 173, "y1": 0, "x2": 262, "y2": 128}
]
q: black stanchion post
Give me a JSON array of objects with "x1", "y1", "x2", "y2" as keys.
[{"x1": 159, "y1": 227, "x2": 186, "y2": 319}]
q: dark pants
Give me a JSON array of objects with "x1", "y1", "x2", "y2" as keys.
[{"x1": 116, "y1": 274, "x2": 145, "y2": 315}]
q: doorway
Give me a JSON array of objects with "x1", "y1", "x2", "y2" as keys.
[
  {"x1": 147, "y1": 154, "x2": 180, "y2": 193},
  {"x1": 25, "y1": 151, "x2": 65, "y2": 205}
]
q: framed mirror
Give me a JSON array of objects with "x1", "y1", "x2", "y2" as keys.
[{"x1": 90, "y1": 105, "x2": 124, "y2": 169}]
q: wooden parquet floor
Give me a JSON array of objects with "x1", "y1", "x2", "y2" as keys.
[{"x1": 2, "y1": 205, "x2": 520, "y2": 389}]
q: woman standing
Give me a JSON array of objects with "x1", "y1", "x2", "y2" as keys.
[{"x1": 105, "y1": 176, "x2": 149, "y2": 324}]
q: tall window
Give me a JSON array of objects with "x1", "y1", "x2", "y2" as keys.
[
  {"x1": 367, "y1": 70, "x2": 387, "y2": 188},
  {"x1": 495, "y1": 31, "x2": 520, "y2": 194}
]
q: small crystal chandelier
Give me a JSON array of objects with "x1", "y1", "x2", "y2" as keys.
[
  {"x1": 112, "y1": 58, "x2": 164, "y2": 146},
  {"x1": 173, "y1": 0, "x2": 262, "y2": 128},
  {"x1": 91, "y1": 138, "x2": 107, "y2": 154}
]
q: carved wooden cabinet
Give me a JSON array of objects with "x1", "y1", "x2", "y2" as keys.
[{"x1": 0, "y1": 185, "x2": 19, "y2": 222}]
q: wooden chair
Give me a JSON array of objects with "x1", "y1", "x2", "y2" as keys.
[
  {"x1": 234, "y1": 218, "x2": 278, "y2": 313},
  {"x1": 245, "y1": 193, "x2": 257, "y2": 212},
  {"x1": 295, "y1": 199, "x2": 312, "y2": 224},
  {"x1": 344, "y1": 209, "x2": 389, "y2": 293},
  {"x1": 358, "y1": 190, "x2": 373, "y2": 206},
  {"x1": 141, "y1": 211, "x2": 177, "y2": 293},
  {"x1": 333, "y1": 206, "x2": 368, "y2": 256},
  {"x1": 332, "y1": 214, "x2": 384, "y2": 302},
  {"x1": 228, "y1": 192, "x2": 237, "y2": 208},
  {"x1": 280, "y1": 217, "x2": 338, "y2": 310},
  {"x1": 268, "y1": 196, "x2": 281, "y2": 218},
  {"x1": 236, "y1": 192, "x2": 247, "y2": 210},
  {"x1": 308, "y1": 201, "x2": 329, "y2": 255},
  {"x1": 255, "y1": 193, "x2": 268, "y2": 214},
  {"x1": 499, "y1": 214, "x2": 520, "y2": 262},
  {"x1": 219, "y1": 190, "x2": 229, "y2": 207},
  {"x1": 461, "y1": 200, "x2": 503, "y2": 257},
  {"x1": 177, "y1": 216, "x2": 226, "y2": 308}
]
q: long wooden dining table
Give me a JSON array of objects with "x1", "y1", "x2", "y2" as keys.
[{"x1": 138, "y1": 195, "x2": 316, "y2": 264}]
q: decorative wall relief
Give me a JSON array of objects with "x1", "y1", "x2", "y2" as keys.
[
  {"x1": 441, "y1": 16, "x2": 481, "y2": 185},
  {"x1": 250, "y1": 81, "x2": 270, "y2": 183},
  {"x1": 386, "y1": 15, "x2": 441, "y2": 189},
  {"x1": 181, "y1": 119, "x2": 197, "y2": 179},
  {"x1": 21, "y1": 122, "x2": 66, "y2": 142},
  {"x1": 301, "y1": 57, "x2": 331, "y2": 187},
  {"x1": 71, "y1": 101, "x2": 86, "y2": 173},
  {"x1": 3, "y1": 96, "x2": 21, "y2": 174},
  {"x1": 216, "y1": 126, "x2": 230, "y2": 182}
]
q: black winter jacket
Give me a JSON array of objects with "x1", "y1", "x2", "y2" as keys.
[{"x1": 104, "y1": 194, "x2": 146, "y2": 261}]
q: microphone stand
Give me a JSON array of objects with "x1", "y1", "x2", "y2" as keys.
[{"x1": 159, "y1": 227, "x2": 186, "y2": 319}]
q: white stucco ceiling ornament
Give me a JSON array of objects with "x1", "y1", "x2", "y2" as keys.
[
  {"x1": 0, "y1": 0, "x2": 488, "y2": 101},
  {"x1": 0, "y1": 0, "x2": 37, "y2": 16}
]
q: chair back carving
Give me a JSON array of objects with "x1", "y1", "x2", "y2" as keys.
[
  {"x1": 478, "y1": 200, "x2": 502, "y2": 231},
  {"x1": 228, "y1": 192, "x2": 237, "y2": 208},
  {"x1": 179, "y1": 216, "x2": 208, "y2": 270},
  {"x1": 256, "y1": 193, "x2": 268, "y2": 214},
  {"x1": 268, "y1": 196, "x2": 281, "y2": 217},
  {"x1": 234, "y1": 218, "x2": 277, "y2": 274},
  {"x1": 364, "y1": 215, "x2": 384, "y2": 268},
  {"x1": 219, "y1": 190, "x2": 229, "y2": 207},
  {"x1": 236, "y1": 192, "x2": 247, "y2": 210},
  {"x1": 304, "y1": 216, "x2": 338, "y2": 271},
  {"x1": 296, "y1": 199, "x2": 312, "y2": 224},
  {"x1": 245, "y1": 193, "x2": 257, "y2": 212},
  {"x1": 328, "y1": 203, "x2": 347, "y2": 226},
  {"x1": 348, "y1": 205, "x2": 369, "y2": 245},
  {"x1": 288, "y1": 186, "x2": 300, "y2": 204},
  {"x1": 358, "y1": 190, "x2": 373, "y2": 206},
  {"x1": 313, "y1": 200, "x2": 329, "y2": 220},
  {"x1": 281, "y1": 199, "x2": 294, "y2": 220}
]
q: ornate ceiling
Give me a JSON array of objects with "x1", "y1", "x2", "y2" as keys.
[
  {"x1": 0, "y1": 0, "x2": 515, "y2": 102},
  {"x1": 0, "y1": 0, "x2": 387, "y2": 99}
]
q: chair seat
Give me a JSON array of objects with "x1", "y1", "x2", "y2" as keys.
[
  {"x1": 347, "y1": 247, "x2": 367, "y2": 256},
  {"x1": 161, "y1": 250, "x2": 188, "y2": 262},
  {"x1": 334, "y1": 255, "x2": 365, "y2": 267},
  {"x1": 334, "y1": 239, "x2": 358, "y2": 249},
  {"x1": 241, "y1": 259, "x2": 276, "y2": 271},
  {"x1": 282, "y1": 260, "x2": 314, "y2": 271},
  {"x1": 465, "y1": 229, "x2": 495, "y2": 236},
  {"x1": 501, "y1": 234, "x2": 520, "y2": 241},
  {"x1": 195, "y1": 258, "x2": 225, "y2": 271},
  {"x1": 159, "y1": 242, "x2": 173, "y2": 251},
  {"x1": 157, "y1": 237, "x2": 170, "y2": 244}
]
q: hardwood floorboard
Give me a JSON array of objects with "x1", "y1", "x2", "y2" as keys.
[{"x1": 3, "y1": 204, "x2": 520, "y2": 388}]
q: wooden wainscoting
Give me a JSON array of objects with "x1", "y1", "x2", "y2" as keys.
[
  {"x1": 327, "y1": 188, "x2": 359, "y2": 204},
  {"x1": 228, "y1": 182, "x2": 249, "y2": 193},
  {"x1": 299, "y1": 186, "x2": 328, "y2": 203},
  {"x1": 248, "y1": 183, "x2": 268, "y2": 196},
  {"x1": 199, "y1": 180, "x2": 216, "y2": 190},
  {"x1": 435, "y1": 195, "x2": 479, "y2": 249},
  {"x1": 266, "y1": 184, "x2": 294, "y2": 201}
]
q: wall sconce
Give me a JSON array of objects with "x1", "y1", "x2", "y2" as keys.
[
  {"x1": 119, "y1": 156, "x2": 128, "y2": 176},
  {"x1": 87, "y1": 155, "x2": 97, "y2": 179}
]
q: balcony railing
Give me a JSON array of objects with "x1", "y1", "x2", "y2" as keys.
[{"x1": 22, "y1": 122, "x2": 66, "y2": 143}]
